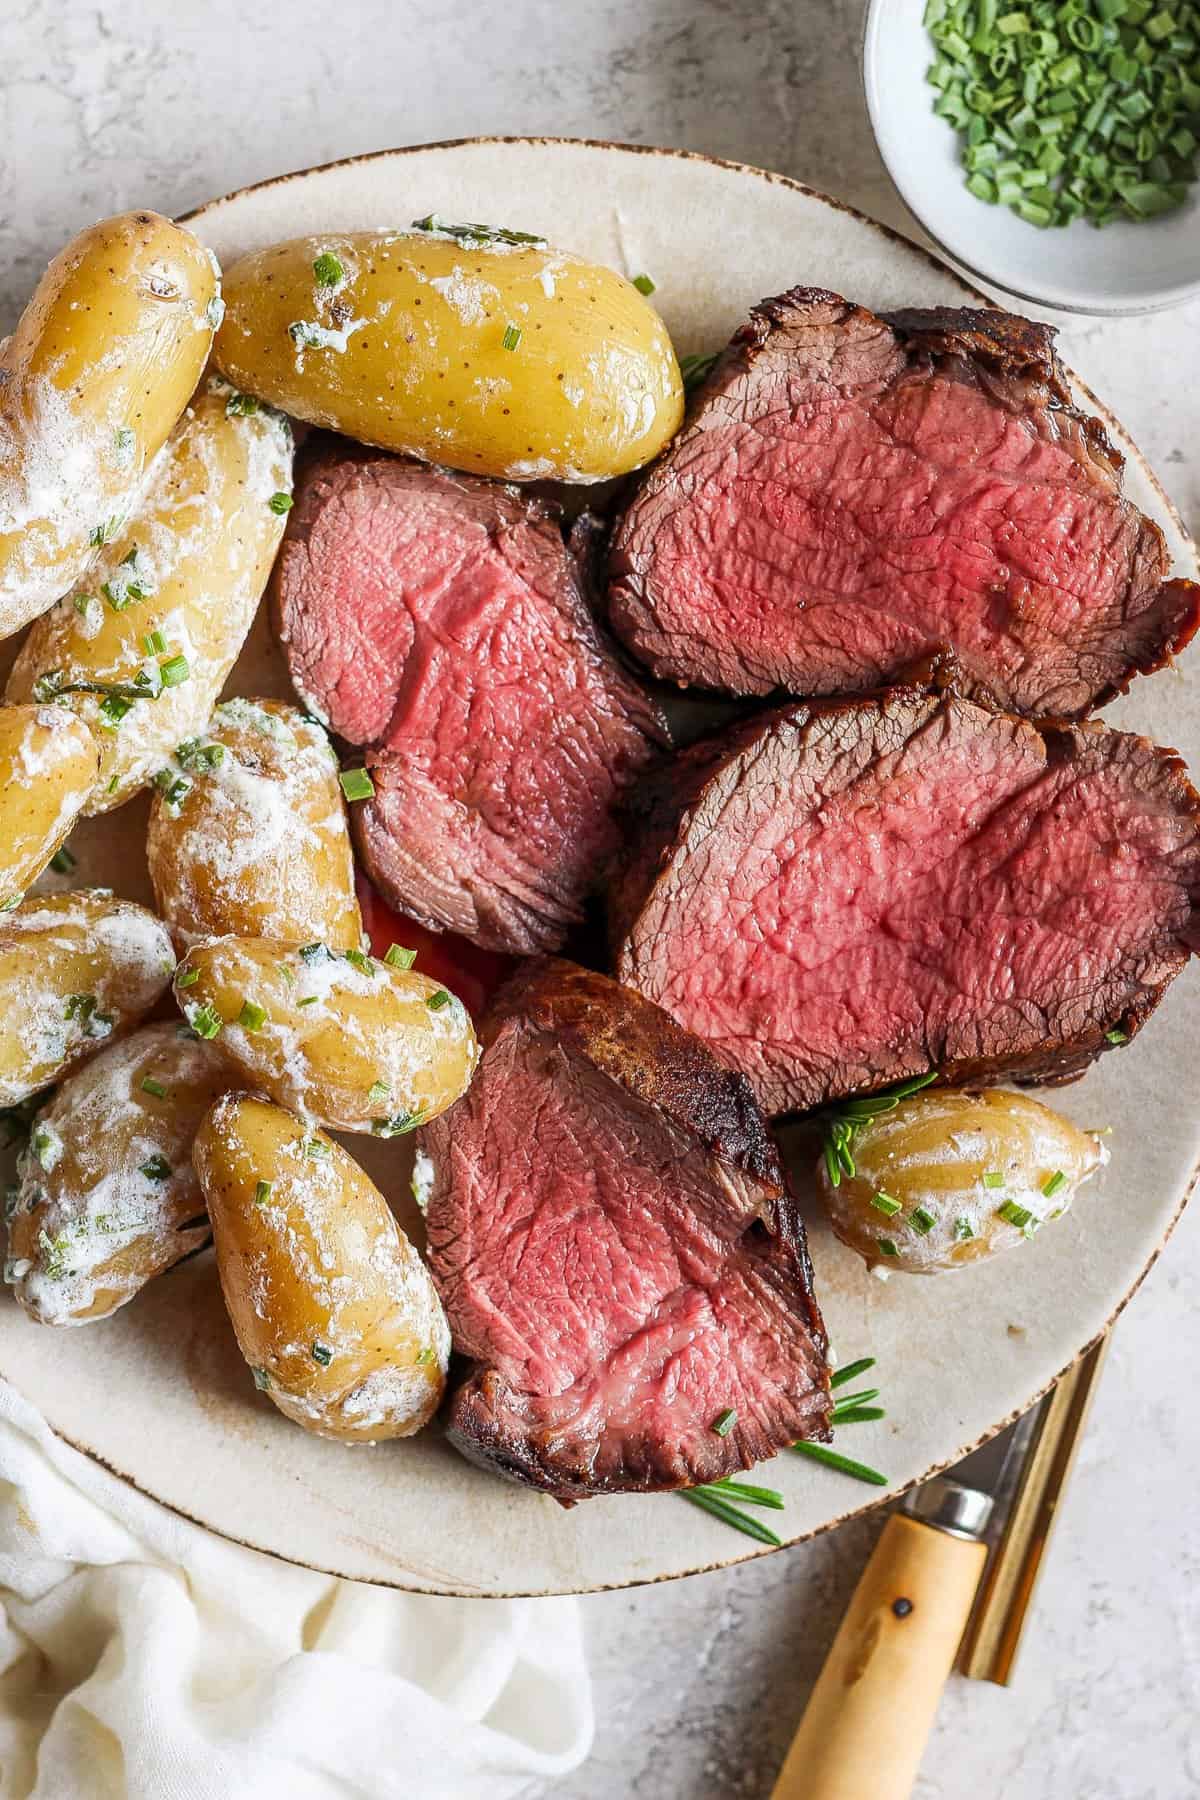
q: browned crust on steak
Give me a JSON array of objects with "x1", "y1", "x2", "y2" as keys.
[{"x1": 612, "y1": 689, "x2": 1200, "y2": 1110}]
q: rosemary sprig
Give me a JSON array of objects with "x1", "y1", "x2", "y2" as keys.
[
  {"x1": 791, "y1": 1443, "x2": 889, "y2": 1487},
  {"x1": 818, "y1": 1071, "x2": 939, "y2": 1187},
  {"x1": 830, "y1": 1406, "x2": 885, "y2": 1425},
  {"x1": 680, "y1": 1486, "x2": 783, "y2": 1546},
  {"x1": 679, "y1": 350, "x2": 719, "y2": 391},
  {"x1": 829, "y1": 1356, "x2": 876, "y2": 1390}
]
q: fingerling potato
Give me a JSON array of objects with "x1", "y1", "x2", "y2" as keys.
[
  {"x1": 194, "y1": 1094, "x2": 449, "y2": 1439},
  {"x1": 173, "y1": 936, "x2": 478, "y2": 1132},
  {"x1": 213, "y1": 225, "x2": 683, "y2": 482},
  {"x1": 6, "y1": 376, "x2": 293, "y2": 812},
  {"x1": 0, "y1": 890, "x2": 175, "y2": 1105},
  {"x1": 147, "y1": 698, "x2": 361, "y2": 949},
  {"x1": 817, "y1": 1088, "x2": 1108, "y2": 1275},
  {"x1": 6, "y1": 1023, "x2": 229, "y2": 1325},
  {"x1": 0, "y1": 211, "x2": 218, "y2": 638},
  {"x1": 0, "y1": 705, "x2": 99, "y2": 908}
]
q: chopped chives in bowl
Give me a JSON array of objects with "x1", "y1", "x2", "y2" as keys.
[{"x1": 925, "y1": 0, "x2": 1200, "y2": 229}]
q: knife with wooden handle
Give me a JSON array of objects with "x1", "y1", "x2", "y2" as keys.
[{"x1": 769, "y1": 1479, "x2": 991, "y2": 1800}]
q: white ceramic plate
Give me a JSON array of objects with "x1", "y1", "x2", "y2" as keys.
[
  {"x1": 863, "y1": 0, "x2": 1200, "y2": 316},
  {"x1": 1, "y1": 140, "x2": 1196, "y2": 1596}
]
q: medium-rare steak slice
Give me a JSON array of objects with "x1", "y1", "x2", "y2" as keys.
[
  {"x1": 608, "y1": 289, "x2": 1200, "y2": 718},
  {"x1": 420, "y1": 960, "x2": 829, "y2": 1498},
  {"x1": 613, "y1": 689, "x2": 1200, "y2": 1115},
  {"x1": 274, "y1": 450, "x2": 670, "y2": 955}
]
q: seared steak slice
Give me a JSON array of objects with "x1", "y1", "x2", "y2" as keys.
[
  {"x1": 421, "y1": 960, "x2": 829, "y2": 1498},
  {"x1": 613, "y1": 690, "x2": 1200, "y2": 1115},
  {"x1": 274, "y1": 450, "x2": 670, "y2": 955},
  {"x1": 608, "y1": 289, "x2": 1199, "y2": 718}
]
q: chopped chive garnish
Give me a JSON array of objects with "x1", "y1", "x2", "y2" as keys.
[
  {"x1": 982, "y1": 1170, "x2": 1005, "y2": 1188},
  {"x1": 303, "y1": 1137, "x2": 331, "y2": 1161},
  {"x1": 711, "y1": 1407, "x2": 737, "y2": 1437},
  {"x1": 415, "y1": 1344, "x2": 436, "y2": 1365},
  {"x1": 955, "y1": 1216, "x2": 975, "y2": 1241},
  {"x1": 339, "y1": 767, "x2": 374, "y2": 802},
  {"x1": 176, "y1": 966, "x2": 199, "y2": 988},
  {"x1": 98, "y1": 695, "x2": 132, "y2": 729},
  {"x1": 343, "y1": 948, "x2": 375, "y2": 976},
  {"x1": 367, "y1": 1079, "x2": 390, "y2": 1107},
  {"x1": 143, "y1": 629, "x2": 167, "y2": 656},
  {"x1": 254, "y1": 1179, "x2": 272, "y2": 1207},
  {"x1": 159, "y1": 654, "x2": 190, "y2": 688},
  {"x1": 225, "y1": 392, "x2": 260, "y2": 417},
  {"x1": 1042, "y1": 1169, "x2": 1067, "y2": 1199},
  {"x1": 268, "y1": 491, "x2": 293, "y2": 515},
  {"x1": 251, "y1": 1366, "x2": 271, "y2": 1391},
  {"x1": 830, "y1": 1356, "x2": 876, "y2": 1390},
  {"x1": 876, "y1": 1237, "x2": 899, "y2": 1258},
  {"x1": 426, "y1": 989, "x2": 451, "y2": 1011},
  {"x1": 372, "y1": 1110, "x2": 425, "y2": 1137},
  {"x1": 869, "y1": 1190, "x2": 902, "y2": 1216},
  {"x1": 311, "y1": 1341, "x2": 332, "y2": 1366},
  {"x1": 140, "y1": 1076, "x2": 167, "y2": 1099},
  {"x1": 791, "y1": 1442, "x2": 889, "y2": 1487},
  {"x1": 384, "y1": 943, "x2": 417, "y2": 969},
  {"x1": 632, "y1": 272, "x2": 656, "y2": 295},
  {"x1": 1105, "y1": 1028, "x2": 1129, "y2": 1045},
  {"x1": 910, "y1": 1205, "x2": 937, "y2": 1235},
  {"x1": 186, "y1": 1003, "x2": 223, "y2": 1040},
  {"x1": 313, "y1": 252, "x2": 345, "y2": 286},
  {"x1": 298, "y1": 943, "x2": 328, "y2": 962},
  {"x1": 139, "y1": 1154, "x2": 171, "y2": 1182},
  {"x1": 998, "y1": 1198, "x2": 1035, "y2": 1229},
  {"x1": 297, "y1": 995, "x2": 319, "y2": 1007},
  {"x1": 501, "y1": 323, "x2": 522, "y2": 351},
  {"x1": 64, "y1": 993, "x2": 113, "y2": 1038},
  {"x1": 680, "y1": 1487, "x2": 783, "y2": 1546},
  {"x1": 237, "y1": 999, "x2": 267, "y2": 1031},
  {"x1": 49, "y1": 846, "x2": 76, "y2": 875}
]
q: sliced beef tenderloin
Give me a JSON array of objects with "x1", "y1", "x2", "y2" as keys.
[
  {"x1": 273, "y1": 450, "x2": 670, "y2": 955},
  {"x1": 420, "y1": 959, "x2": 829, "y2": 1498},
  {"x1": 608, "y1": 289, "x2": 1200, "y2": 718},
  {"x1": 613, "y1": 689, "x2": 1200, "y2": 1116}
]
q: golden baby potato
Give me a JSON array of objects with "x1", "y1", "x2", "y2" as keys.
[
  {"x1": 6, "y1": 1022, "x2": 230, "y2": 1325},
  {"x1": 146, "y1": 698, "x2": 361, "y2": 950},
  {"x1": 214, "y1": 224, "x2": 683, "y2": 482},
  {"x1": 6, "y1": 376, "x2": 293, "y2": 813},
  {"x1": 194, "y1": 1094, "x2": 449, "y2": 1440},
  {"x1": 0, "y1": 211, "x2": 218, "y2": 640},
  {"x1": 0, "y1": 891, "x2": 175, "y2": 1106},
  {"x1": 173, "y1": 936, "x2": 478, "y2": 1134},
  {"x1": 817, "y1": 1087, "x2": 1108, "y2": 1275},
  {"x1": 0, "y1": 705, "x2": 99, "y2": 908}
]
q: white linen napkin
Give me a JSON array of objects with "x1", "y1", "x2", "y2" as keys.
[{"x1": 0, "y1": 1383, "x2": 592, "y2": 1799}]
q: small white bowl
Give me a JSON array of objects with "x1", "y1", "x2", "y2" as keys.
[{"x1": 863, "y1": 0, "x2": 1200, "y2": 315}]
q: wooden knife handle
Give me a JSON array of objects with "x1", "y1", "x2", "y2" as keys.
[{"x1": 770, "y1": 1513, "x2": 987, "y2": 1800}]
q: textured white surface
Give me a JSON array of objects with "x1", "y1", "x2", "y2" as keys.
[{"x1": 1, "y1": 2, "x2": 1198, "y2": 1796}]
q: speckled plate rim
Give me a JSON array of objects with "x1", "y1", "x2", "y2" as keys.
[{"x1": 3, "y1": 138, "x2": 1196, "y2": 1596}]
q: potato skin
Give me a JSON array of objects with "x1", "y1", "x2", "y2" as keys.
[
  {"x1": 6, "y1": 376, "x2": 293, "y2": 813},
  {"x1": 173, "y1": 936, "x2": 478, "y2": 1133},
  {"x1": 194, "y1": 1093, "x2": 448, "y2": 1440},
  {"x1": 817, "y1": 1089, "x2": 1108, "y2": 1275},
  {"x1": 6, "y1": 1023, "x2": 229, "y2": 1325},
  {"x1": 147, "y1": 698, "x2": 361, "y2": 950},
  {"x1": 214, "y1": 228, "x2": 683, "y2": 482},
  {"x1": 0, "y1": 212, "x2": 218, "y2": 639},
  {"x1": 0, "y1": 891, "x2": 175, "y2": 1106},
  {"x1": 0, "y1": 705, "x2": 99, "y2": 908}
]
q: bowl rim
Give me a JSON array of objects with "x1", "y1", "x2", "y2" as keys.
[{"x1": 861, "y1": 0, "x2": 1200, "y2": 318}]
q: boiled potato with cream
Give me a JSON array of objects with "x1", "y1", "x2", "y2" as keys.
[
  {"x1": 173, "y1": 936, "x2": 478, "y2": 1133},
  {"x1": 6, "y1": 1022, "x2": 229, "y2": 1326},
  {"x1": 0, "y1": 891, "x2": 175, "y2": 1105},
  {"x1": 0, "y1": 705, "x2": 99, "y2": 908},
  {"x1": 6, "y1": 376, "x2": 293, "y2": 813},
  {"x1": 146, "y1": 698, "x2": 361, "y2": 950},
  {"x1": 0, "y1": 212, "x2": 218, "y2": 640},
  {"x1": 817, "y1": 1088, "x2": 1108, "y2": 1275},
  {"x1": 194, "y1": 1094, "x2": 449, "y2": 1440},
  {"x1": 213, "y1": 223, "x2": 683, "y2": 482}
]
